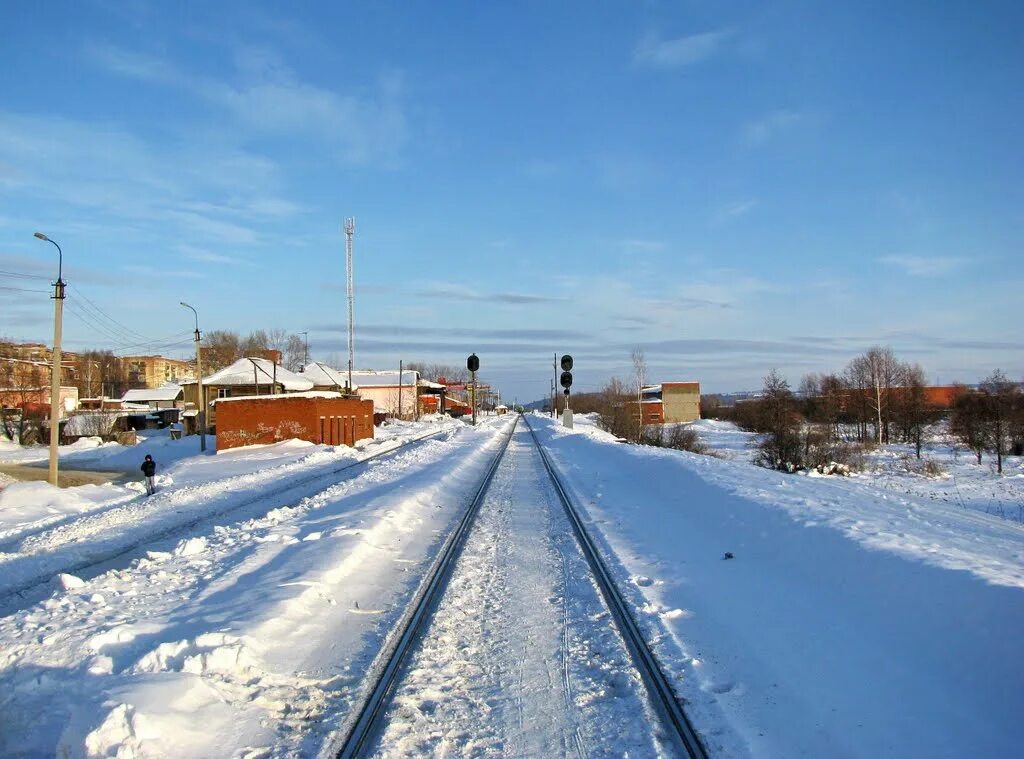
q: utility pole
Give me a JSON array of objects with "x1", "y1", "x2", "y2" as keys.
[
  {"x1": 345, "y1": 217, "x2": 356, "y2": 392},
  {"x1": 398, "y1": 359, "x2": 403, "y2": 420},
  {"x1": 302, "y1": 331, "x2": 308, "y2": 367},
  {"x1": 180, "y1": 302, "x2": 206, "y2": 452},
  {"x1": 34, "y1": 232, "x2": 64, "y2": 486},
  {"x1": 552, "y1": 353, "x2": 557, "y2": 418}
]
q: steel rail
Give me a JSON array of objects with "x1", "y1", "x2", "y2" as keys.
[
  {"x1": 0, "y1": 426, "x2": 455, "y2": 614},
  {"x1": 523, "y1": 414, "x2": 709, "y2": 759},
  {"x1": 328, "y1": 416, "x2": 519, "y2": 759}
]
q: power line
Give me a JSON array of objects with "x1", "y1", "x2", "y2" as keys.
[
  {"x1": 68, "y1": 284, "x2": 152, "y2": 343},
  {"x1": 0, "y1": 284, "x2": 50, "y2": 294},
  {"x1": 0, "y1": 269, "x2": 50, "y2": 281}
]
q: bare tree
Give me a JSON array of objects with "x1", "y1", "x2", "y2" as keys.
[
  {"x1": 755, "y1": 369, "x2": 803, "y2": 470},
  {"x1": 950, "y1": 387, "x2": 987, "y2": 465},
  {"x1": 631, "y1": 348, "x2": 647, "y2": 441},
  {"x1": 594, "y1": 376, "x2": 637, "y2": 440},
  {"x1": 203, "y1": 330, "x2": 242, "y2": 371},
  {"x1": 980, "y1": 369, "x2": 1017, "y2": 474},
  {"x1": 406, "y1": 362, "x2": 468, "y2": 384},
  {"x1": 892, "y1": 362, "x2": 939, "y2": 459},
  {"x1": 845, "y1": 346, "x2": 900, "y2": 443},
  {"x1": 284, "y1": 334, "x2": 306, "y2": 371}
]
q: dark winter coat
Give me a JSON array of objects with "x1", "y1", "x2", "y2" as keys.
[{"x1": 141, "y1": 459, "x2": 156, "y2": 477}]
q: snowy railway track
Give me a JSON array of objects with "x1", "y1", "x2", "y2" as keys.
[
  {"x1": 328, "y1": 415, "x2": 708, "y2": 759},
  {"x1": 524, "y1": 415, "x2": 708, "y2": 759},
  {"x1": 0, "y1": 427, "x2": 454, "y2": 615}
]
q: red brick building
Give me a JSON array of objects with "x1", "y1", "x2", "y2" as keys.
[{"x1": 213, "y1": 393, "x2": 374, "y2": 450}]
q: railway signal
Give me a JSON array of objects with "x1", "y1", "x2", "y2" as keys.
[
  {"x1": 560, "y1": 355, "x2": 574, "y2": 428},
  {"x1": 467, "y1": 353, "x2": 479, "y2": 425}
]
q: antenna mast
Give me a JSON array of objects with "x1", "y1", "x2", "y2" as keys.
[{"x1": 345, "y1": 217, "x2": 356, "y2": 392}]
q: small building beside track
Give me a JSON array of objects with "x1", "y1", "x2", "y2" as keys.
[{"x1": 212, "y1": 392, "x2": 374, "y2": 450}]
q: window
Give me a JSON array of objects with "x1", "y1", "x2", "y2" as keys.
[{"x1": 217, "y1": 388, "x2": 229, "y2": 398}]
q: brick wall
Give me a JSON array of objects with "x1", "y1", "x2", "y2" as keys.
[{"x1": 215, "y1": 396, "x2": 374, "y2": 450}]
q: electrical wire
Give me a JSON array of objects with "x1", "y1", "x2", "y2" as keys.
[
  {"x1": 0, "y1": 285, "x2": 50, "y2": 294},
  {"x1": 67, "y1": 284, "x2": 152, "y2": 342},
  {"x1": 0, "y1": 269, "x2": 50, "y2": 281}
]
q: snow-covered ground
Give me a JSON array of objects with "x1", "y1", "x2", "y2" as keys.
[
  {"x1": 688, "y1": 417, "x2": 1024, "y2": 524},
  {"x1": 1, "y1": 412, "x2": 1021, "y2": 757},
  {"x1": 545, "y1": 413, "x2": 1024, "y2": 756}
]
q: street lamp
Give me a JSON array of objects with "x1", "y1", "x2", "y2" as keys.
[
  {"x1": 180, "y1": 302, "x2": 206, "y2": 452},
  {"x1": 34, "y1": 232, "x2": 65, "y2": 486}
]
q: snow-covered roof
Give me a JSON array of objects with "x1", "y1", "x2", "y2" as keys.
[
  {"x1": 210, "y1": 391, "x2": 345, "y2": 405},
  {"x1": 300, "y1": 364, "x2": 418, "y2": 389},
  {"x1": 418, "y1": 379, "x2": 445, "y2": 390},
  {"x1": 299, "y1": 362, "x2": 358, "y2": 390},
  {"x1": 122, "y1": 384, "x2": 183, "y2": 403},
  {"x1": 183, "y1": 358, "x2": 314, "y2": 392},
  {"x1": 64, "y1": 411, "x2": 132, "y2": 436},
  {"x1": 348, "y1": 369, "x2": 419, "y2": 388}
]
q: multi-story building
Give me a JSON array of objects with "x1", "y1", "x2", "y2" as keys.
[
  {"x1": 121, "y1": 355, "x2": 195, "y2": 389},
  {"x1": 638, "y1": 381, "x2": 702, "y2": 424}
]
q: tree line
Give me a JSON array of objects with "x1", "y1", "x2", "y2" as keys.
[{"x1": 715, "y1": 347, "x2": 1023, "y2": 474}]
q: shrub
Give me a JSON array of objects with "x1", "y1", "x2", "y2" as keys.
[{"x1": 664, "y1": 425, "x2": 707, "y2": 454}]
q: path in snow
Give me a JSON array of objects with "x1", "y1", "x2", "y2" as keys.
[{"x1": 369, "y1": 426, "x2": 675, "y2": 757}]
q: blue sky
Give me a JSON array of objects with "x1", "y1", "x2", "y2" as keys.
[{"x1": 2, "y1": 1, "x2": 1021, "y2": 402}]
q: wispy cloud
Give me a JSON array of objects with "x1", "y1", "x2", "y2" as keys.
[
  {"x1": 714, "y1": 199, "x2": 758, "y2": 222},
  {"x1": 742, "y1": 109, "x2": 811, "y2": 146},
  {"x1": 84, "y1": 42, "x2": 408, "y2": 166},
  {"x1": 310, "y1": 323, "x2": 589, "y2": 341},
  {"x1": 178, "y1": 245, "x2": 255, "y2": 267},
  {"x1": 877, "y1": 255, "x2": 969, "y2": 277},
  {"x1": 415, "y1": 283, "x2": 564, "y2": 305},
  {"x1": 619, "y1": 239, "x2": 668, "y2": 253},
  {"x1": 0, "y1": 111, "x2": 299, "y2": 249},
  {"x1": 634, "y1": 30, "x2": 732, "y2": 69}
]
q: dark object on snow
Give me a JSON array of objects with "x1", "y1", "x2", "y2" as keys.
[
  {"x1": 141, "y1": 454, "x2": 156, "y2": 495},
  {"x1": 723, "y1": 552, "x2": 734, "y2": 560}
]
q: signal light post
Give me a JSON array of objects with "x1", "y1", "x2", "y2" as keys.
[
  {"x1": 467, "y1": 353, "x2": 479, "y2": 425},
  {"x1": 560, "y1": 354, "x2": 573, "y2": 428}
]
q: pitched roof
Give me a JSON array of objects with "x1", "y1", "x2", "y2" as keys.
[
  {"x1": 300, "y1": 362, "x2": 357, "y2": 390},
  {"x1": 122, "y1": 384, "x2": 183, "y2": 402},
  {"x1": 184, "y1": 357, "x2": 314, "y2": 391},
  {"x1": 348, "y1": 369, "x2": 419, "y2": 387},
  {"x1": 300, "y1": 364, "x2": 418, "y2": 388}
]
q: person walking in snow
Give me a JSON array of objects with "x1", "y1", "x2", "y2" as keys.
[{"x1": 141, "y1": 454, "x2": 156, "y2": 496}]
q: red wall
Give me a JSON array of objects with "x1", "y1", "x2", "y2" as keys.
[{"x1": 216, "y1": 396, "x2": 374, "y2": 450}]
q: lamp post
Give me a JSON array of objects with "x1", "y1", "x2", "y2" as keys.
[
  {"x1": 34, "y1": 233, "x2": 65, "y2": 486},
  {"x1": 180, "y1": 302, "x2": 206, "y2": 452}
]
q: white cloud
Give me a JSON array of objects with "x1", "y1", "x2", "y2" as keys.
[
  {"x1": 743, "y1": 109, "x2": 810, "y2": 146},
  {"x1": 634, "y1": 30, "x2": 732, "y2": 69},
  {"x1": 619, "y1": 239, "x2": 668, "y2": 253},
  {"x1": 85, "y1": 42, "x2": 408, "y2": 167},
  {"x1": 715, "y1": 199, "x2": 759, "y2": 221},
  {"x1": 877, "y1": 255, "x2": 969, "y2": 277}
]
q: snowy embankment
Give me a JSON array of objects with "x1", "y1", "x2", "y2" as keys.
[
  {"x1": 0, "y1": 416, "x2": 513, "y2": 757},
  {"x1": 535, "y1": 414, "x2": 1024, "y2": 757},
  {"x1": 0, "y1": 423, "x2": 456, "y2": 608}
]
